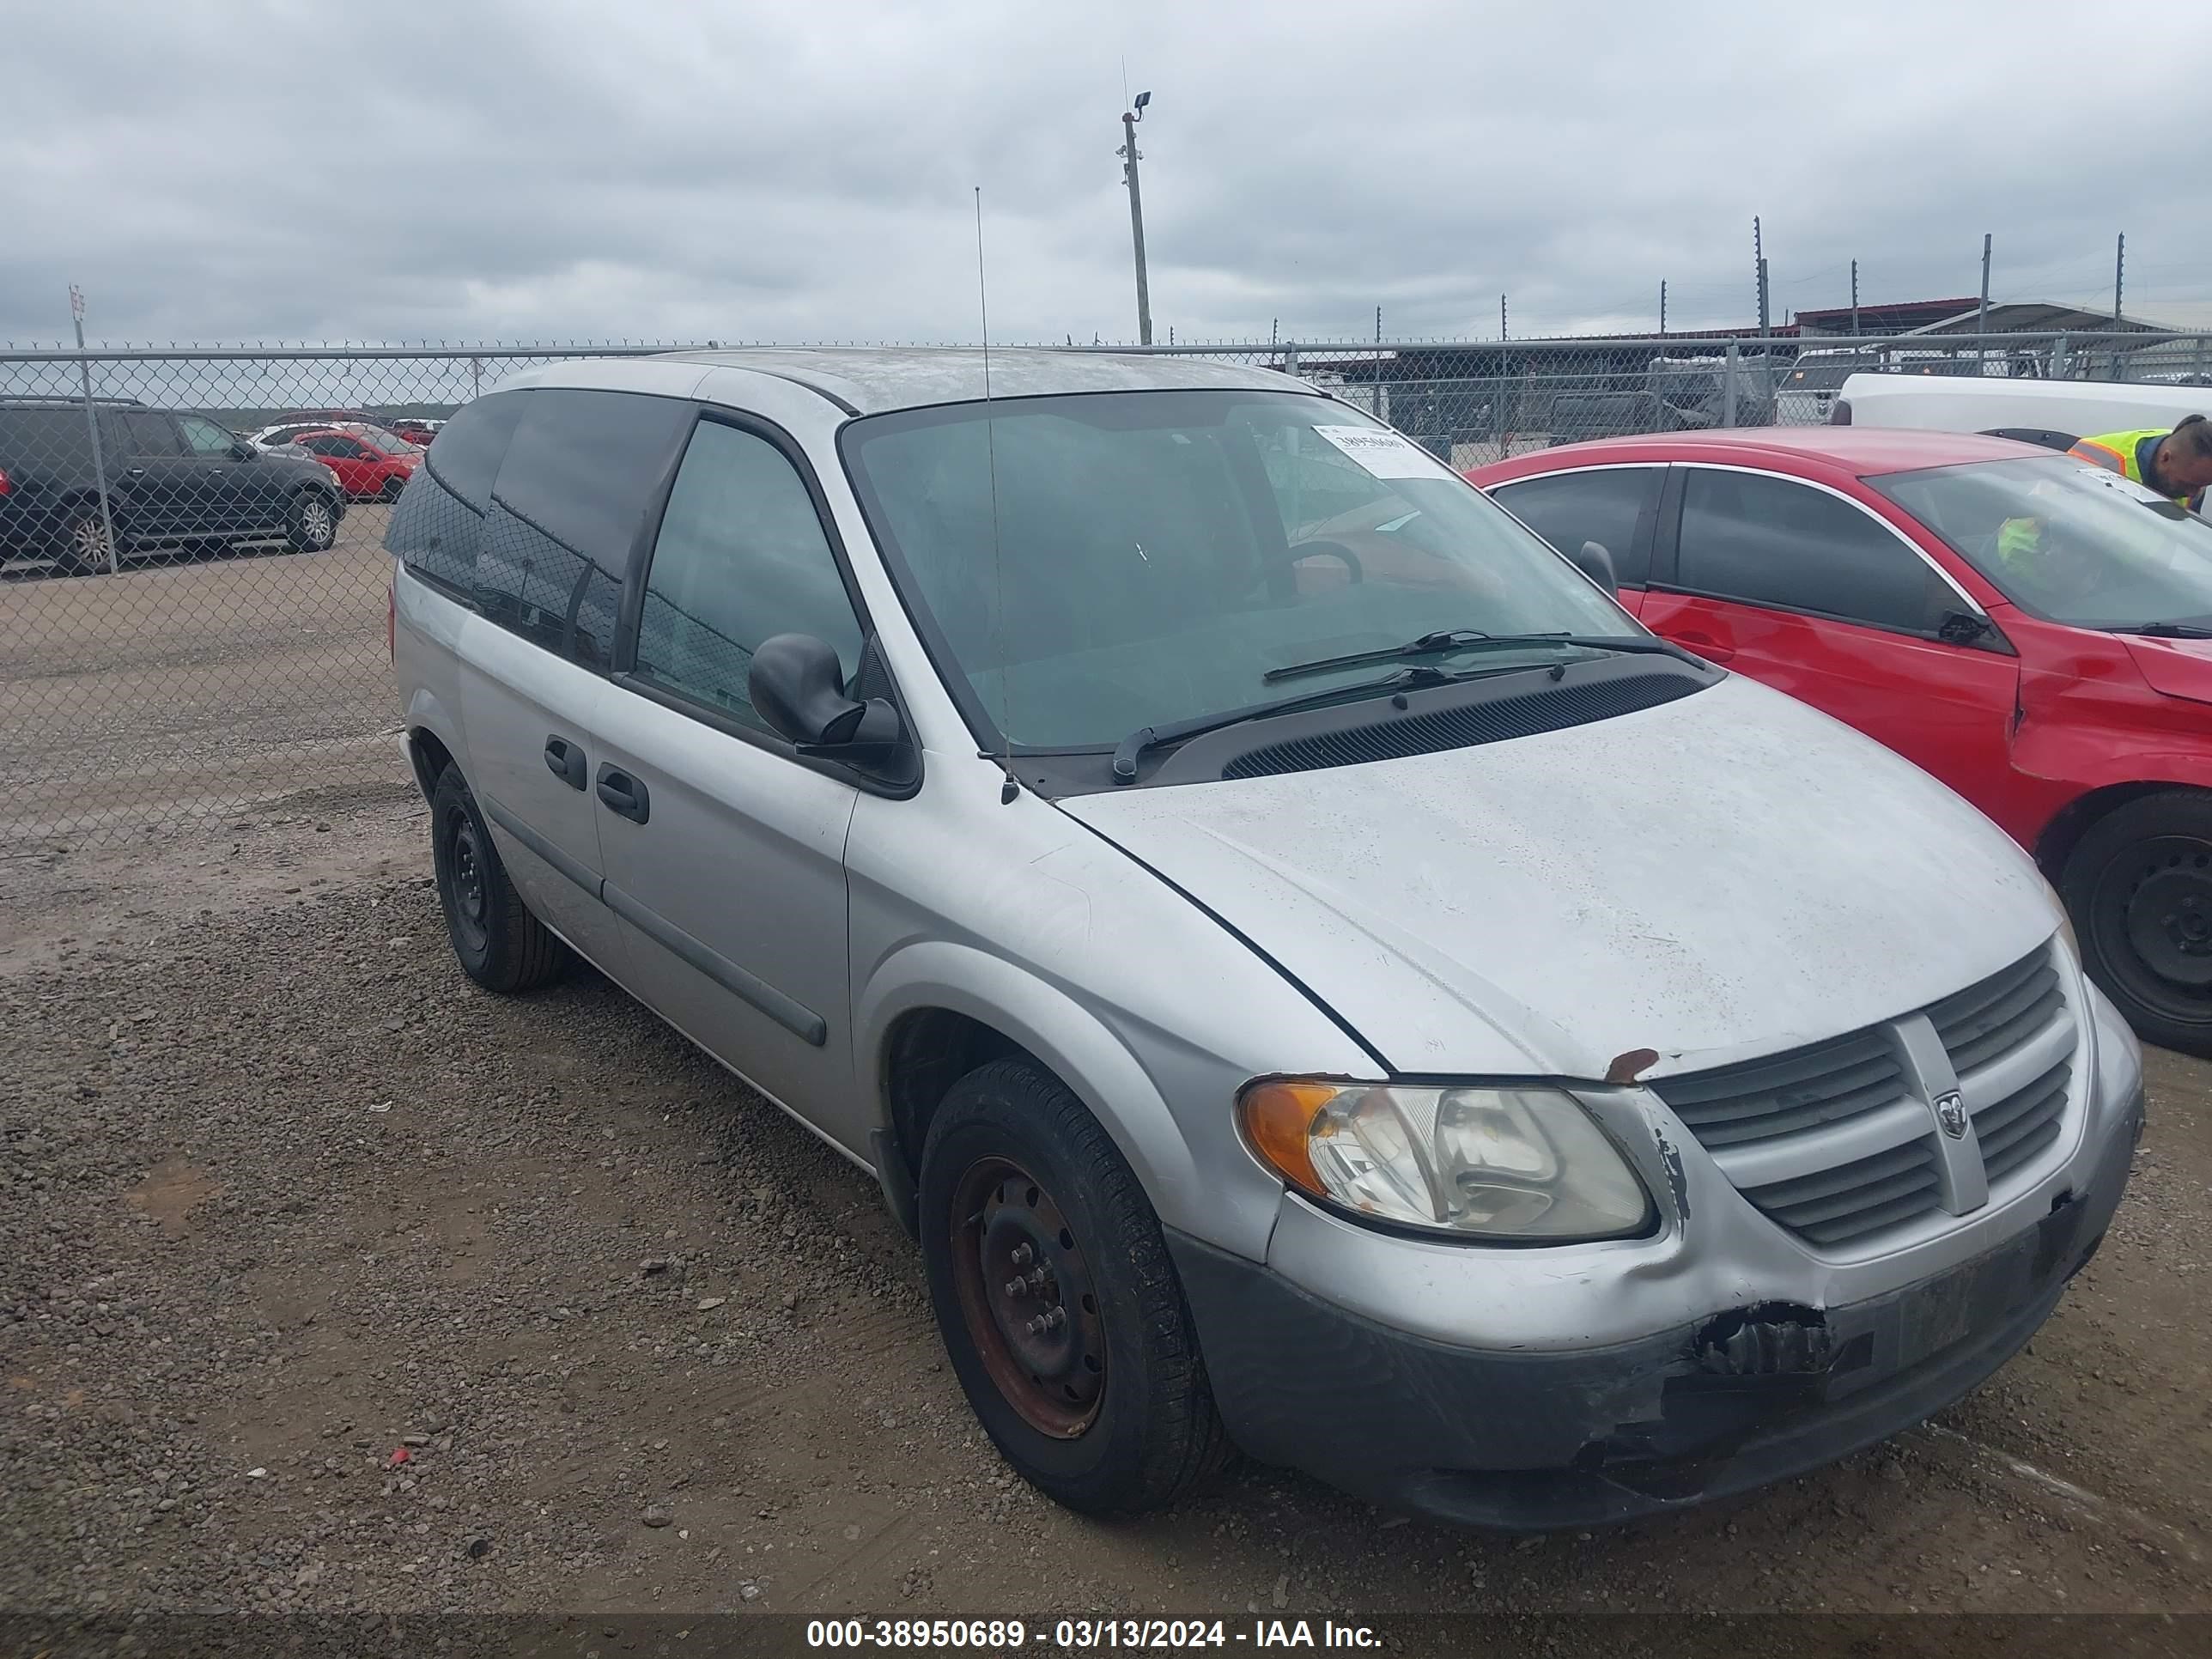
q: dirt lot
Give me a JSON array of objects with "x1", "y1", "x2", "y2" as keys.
[{"x1": 3, "y1": 526, "x2": 2212, "y2": 1650}]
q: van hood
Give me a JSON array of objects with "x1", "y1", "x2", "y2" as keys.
[
  {"x1": 1060, "y1": 674, "x2": 2059, "y2": 1080},
  {"x1": 2120, "y1": 634, "x2": 2212, "y2": 707}
]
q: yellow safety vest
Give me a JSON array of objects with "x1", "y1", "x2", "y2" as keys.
[{"x1": 2068, "y1": 428, "x2": 2195, "y2": 508}]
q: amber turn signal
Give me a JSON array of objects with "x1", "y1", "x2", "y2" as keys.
[{"x1": 1237, "y1": 1080, "x2": 1342, "y2": 1198}]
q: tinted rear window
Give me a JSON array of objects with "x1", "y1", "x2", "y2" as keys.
[
  {"x1": 472, "y1": 389, "x2": 693, "y2": 669},
  {"x1": 389, "y1": 392, "x2": 530, "y2": 593},
  {"x1": 0, "y1": 409, "x2": 98, "y2": 476},
  {"x1": 422, "y1": 392, "x2": 526, "y2": 512}
]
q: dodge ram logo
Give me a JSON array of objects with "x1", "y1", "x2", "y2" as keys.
[{"x1": 1934, "y1": 1089, "x2": 1969, "y2": 1139}]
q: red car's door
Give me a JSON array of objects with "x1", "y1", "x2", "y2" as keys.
[
  {"x1": 297, "y1": 434, "x2": 365, "y2": 496},
  {"x1": 1486, "y1": 463, "x2": 1663, "y2": 617},
  {"x1": 1644, "y1": 464, "x2": 2024, "y2": 822}
]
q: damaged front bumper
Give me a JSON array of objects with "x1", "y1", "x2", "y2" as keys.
[{"x1": 1168, "y1": 1079, "x2": 2143, "y2": 1530}]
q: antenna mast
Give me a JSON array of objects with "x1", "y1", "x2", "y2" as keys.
[{"x1": 975, "y1": 189, "x2": 1017, "y2": 805}]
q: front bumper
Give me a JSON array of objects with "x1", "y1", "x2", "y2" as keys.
[{"x1": 1169, "y1": 1080, "x2": 2142, "y2": 1529}]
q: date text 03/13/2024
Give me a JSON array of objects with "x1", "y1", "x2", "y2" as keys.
[{"x1": 804, "y1": 1619, "x2": 1383, "y2": 1649}]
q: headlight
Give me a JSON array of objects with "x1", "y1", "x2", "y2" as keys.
[{"x1": 1238, "y1": 1080, "x2": 1653, "y2": 1241}]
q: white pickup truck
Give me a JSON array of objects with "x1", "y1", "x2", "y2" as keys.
[{"x1": 1832, "y1": 373, "x2": 2209, "y2": 450}]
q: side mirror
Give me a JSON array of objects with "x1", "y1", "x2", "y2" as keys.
[
  {"x1": 749, "y1": 633, "x2": 906, "y2": 765},
  {"x1": 1571, "y1": 538, "x2": 1619, "y2": 592},
  {"x1": 231, "y1": 441, "x2": 258, "y2": 461},
  {"x1": 750, "y1": 633, "x2": 866, "y2": 744}
]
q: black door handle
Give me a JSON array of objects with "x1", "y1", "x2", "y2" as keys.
[
  {"x1": 595, "y1": 764, "x2": 650, "y2": 824},
  {"x1": 544, "y1": 735, "x2": 586, "y2": 790}
]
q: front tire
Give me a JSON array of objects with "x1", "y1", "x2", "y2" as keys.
[
  {"x1": 429, "y1": 766, "x2": 568, "y2": 993},
  {"x1": 285, "y1": 489, "x2": 338, "y2": 552},
  {"x1": 380, "y1": 474, "x2": 408, "y2": 502},
  {"x1": 918, "y1": 1057, "x2": 1228, "y2": 1515},
  {"x1": 2061, "y1": 789, "x2": 2212, "y2": 1056}
]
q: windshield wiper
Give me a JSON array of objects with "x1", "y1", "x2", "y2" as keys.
[
  {"x1": 1261, "y1": 629, "x2": 1691, "y2": 684},
  {"x1": 1111, "y1": 664, "x2": 1465, "y2": 784},
  {"x1": 2108, "y1": 622, "x2": 2212, "y2": 639}
]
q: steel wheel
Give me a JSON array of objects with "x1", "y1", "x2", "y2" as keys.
[
  {"x1": 946, "y1": 1157, "x2": 1108, "y2": 1438},
  {"x1": 441, "y1": 799, "x2": 491, "y2": 960},
  {"x1": 2098, "y1": 832, "x2": 2212, "y2": 1021}
]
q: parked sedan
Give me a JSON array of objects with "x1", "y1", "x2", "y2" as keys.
[
  {"x1": 1469, "y1": 428, "x2": 2212, "y2": 1055},
  {"x1": 283, "y1": 424, "x2": 422, "y2": 501}
]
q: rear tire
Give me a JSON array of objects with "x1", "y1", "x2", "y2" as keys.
[
  {"x1": 2061, "y1": 789, "x2": 2212, "y2": 1056},
  {"x1": 429, "y1": 766, "x2": 568, "y2": 993},
  {"x1": 918, "y1": 1057, "x2": 1228, "y2": 1516},
  {"x1": 285, "y1": 489, "x2": 338, "y2": 552},
  {"x1": 54, "y1": 505, "x2": 118, "y2": 576},
  {"x1": 380, "y1": 474, "x2": 407, "y2": 502}
]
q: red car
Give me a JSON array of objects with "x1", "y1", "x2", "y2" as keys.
[
  {"x1": 1469, "y1": 428, "x2": 2212, "y2": 1055},
  {"x1": 285, "y1": 424, "x2": 421, "y2": 501}
]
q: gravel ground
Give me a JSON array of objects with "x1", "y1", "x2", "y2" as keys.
[{"x1": 4, "y1": 525, "x2": 2212, "y2": 1646}]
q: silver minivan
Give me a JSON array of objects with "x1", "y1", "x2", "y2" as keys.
[{"x1": 389, "y1": 349, "x2": 2144, "y2": 1528}]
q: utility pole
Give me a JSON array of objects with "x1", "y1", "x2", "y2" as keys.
[
  {"x1": 1659, "y1": 279, "x2": 1667, "y2": 334},
  {"x1": 1977, "y1": 233, "x2": 1992, "y2": 369},
  {"x1": 1499, "y1": 294, "x2": 1508, "y2": 341},
  {"x1": 2113, "y1": 232, "x2": 2125, "y2": 321},
  {"x1": 1850, "y1": 259, "x2": 1859, "y2": 337},
  {"x1": 1118, "y1": 91, "x2": 1154, "y2": 346}
]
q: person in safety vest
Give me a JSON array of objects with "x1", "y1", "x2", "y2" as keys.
[
  {"x1": 1994, "y1": 475, "x2": 2101, "y2": 606},
  {"x1": 2069, "y1": 414, "x2": 2212, "y2": 513}
]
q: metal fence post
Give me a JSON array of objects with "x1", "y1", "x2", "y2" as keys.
[
  {"x1": 1721, "y1": 340, "x2": 1739, "y2": 428},
  {"x1": 1284, "y1": 342, "x2": 1299, "y2": 380},
  {"x1": 2050, "y1": 333, "x2": 2070, "y2": 380},
  {"x1": 69, "y1": 304, "x2": 122, "y2": 575}
]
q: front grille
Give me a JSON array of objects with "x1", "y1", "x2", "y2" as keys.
[
  {"x1": 1751, "y1": 1139, "x2": 1943, "y2": 1248},
  {"x1": 1654, "y1": 1027, "x2": 1907, "y2": 1150},
  {"x1": 1653, "y1": 942, "x2": 2078, "y2": 1251},
  {"x1": 1929, "y1": 950, "x2": 2065, "y2": 1074},
  {"x1": 1978, "y1": 1060, "x2": 2070, "y2": 1185}
]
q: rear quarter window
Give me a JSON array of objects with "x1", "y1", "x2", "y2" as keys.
[
  {"x1": 0, "y1": 409, "x2": 98, "y2": 477},
  {"x1": 474, "y1": 389, "x2": 693, "y2": 669},
  {"x1": 389, "y1": 391, "x2": 532, "y2": 594}
]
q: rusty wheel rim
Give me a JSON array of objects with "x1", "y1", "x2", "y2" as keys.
[{"x1": 947, "y1": 1157, "x2": 1106, "y2": 1438}]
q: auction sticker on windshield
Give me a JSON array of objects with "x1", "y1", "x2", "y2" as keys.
[{"x1": 1312, "y1": 424, "x2": 1458, "y2": 480}]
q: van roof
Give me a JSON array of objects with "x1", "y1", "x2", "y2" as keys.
[{"x1": 650, "y1": 346, "x2": 1309, "y2": 415}]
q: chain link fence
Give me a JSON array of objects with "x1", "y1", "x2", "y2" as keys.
[{"x1": 4, "y1": 331, "x2": 2208, "y2": 848}]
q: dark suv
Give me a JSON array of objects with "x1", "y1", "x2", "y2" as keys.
[{"x1": 0, "y1": 398, "x2": 345, "y2": 575}]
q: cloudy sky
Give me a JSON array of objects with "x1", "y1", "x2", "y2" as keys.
[{"x1": 5, "y1": 0, "x2": 2209, "y2": 348}]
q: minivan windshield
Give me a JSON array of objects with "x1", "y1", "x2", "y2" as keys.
[
  {"x1": 1874, "y1": 454, "x2": 2212, "y2": 632},
  {"x1": 841, "y1": 390, "x2": 1636, "y2": 749}
]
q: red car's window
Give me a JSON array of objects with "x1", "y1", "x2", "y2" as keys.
[
  {"x1": 1675, "y1": 469, "x2": 1948, "y2": 635},
  {"x1": 1491, "y1": 467, "x2": 1659, "y2": 587}
]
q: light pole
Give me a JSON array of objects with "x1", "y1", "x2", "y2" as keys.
[{"x1": 1119, "y1": 90, "x2": 1153, "y2": 346}]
